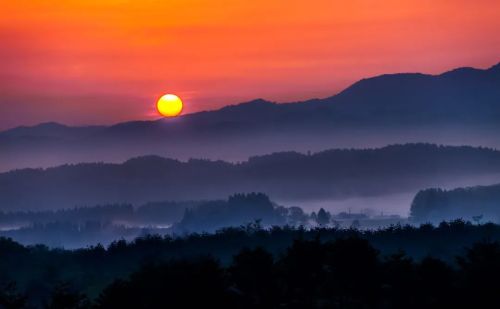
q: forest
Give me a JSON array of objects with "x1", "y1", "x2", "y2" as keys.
[
  {"x1": 410, "y1": 183, "x2": 500, "y2": 222},
  {"x1": 3, "y1": 221, "x2": 500, "y2": 308},
  {"x1": 0, "y1": 193, "x2": 404, "y2": 248},
  {"x1": 2, "y1": 1, "x2": 499, "y2": 307},
  {"x1": 2, "y1": 143, "x2": 500, "y2": 211}
]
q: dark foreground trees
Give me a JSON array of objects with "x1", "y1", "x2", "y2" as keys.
[
  {"x1": 91, "y1": 238, "x2": 387, "y2": 308},
  {"x1": 95, "y1": 258, "x2": 235, "y2": 308},
  {"x1": 4, "y1": 223, "x2": 500, "y2": 308},
  {"x1": 94, "y1": 238, "x2": 500, "y2": 308},
  {"x1": 0, "y1": 282, "x2": 26, "y2": 309}
]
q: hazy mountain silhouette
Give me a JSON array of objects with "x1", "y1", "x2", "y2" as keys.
[
  {"x1": 2, "y1": 143, "x2": 500, "y2": 211},
  {"x1": 1, "y1": 62, "x2": 499, "y2": 171}
]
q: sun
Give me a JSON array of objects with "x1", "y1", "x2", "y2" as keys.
[{"x1": 157, "y1": 94, "x2": 183, "y2": 117}]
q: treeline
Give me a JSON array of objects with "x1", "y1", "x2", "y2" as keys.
[
  {"x1": 0, "y1": 193, "x2": 404, "y2": 248},
  {"x1": 3, "y1": 143, "x2": 500, "y2": 210},
  {"x1": 0, "y1": 193, "x2": 294, "y2": 248},
  {"x1": 86, "y1": 239, "x2": 500, "y2": 308},
  {"x1": 175, "y1": 193, "x2": 402, "y2": 233},
  {"x1": 4, "y1": 231, "x2": 500, "y2": 308},
  {"x1": 0, "y1": 201, "x2": 196, "y2": 227},
  {"x1": 0, "y1": 200, "x2": 194, "y2": 248},
  {"x1": 0, "y1": 193, "x2": 366, "y2": 233},
  {"x1": 410, "y1": 183, "x2": 500, "y2": 222},
  {"x1": 3, "y1": 221, "x2": 500, "y2": 307}
]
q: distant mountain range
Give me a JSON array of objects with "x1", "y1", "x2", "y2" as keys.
[
  {"x1": 1, "y1": 62, "x2": 499, "y2": 171},
  {"x1": 3, "y1": 143, "x2": 500, "y2": 211}
]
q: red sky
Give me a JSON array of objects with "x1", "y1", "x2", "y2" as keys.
[{"x1": 1, "y1": 0, "x2": 499, "y2": 130}]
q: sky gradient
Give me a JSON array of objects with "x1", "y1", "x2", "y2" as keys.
[{"x1": 1, "y1": 0, "x2": 499, "y2": 130}]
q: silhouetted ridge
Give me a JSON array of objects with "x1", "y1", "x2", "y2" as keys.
[
  {"x1": 488, "y1": 62, "x2": 500, "y2": 72},
  {"x1": 104, "y1": 120, "x2": 161, "y2": 135},
  {"x1": 123, "y1": 155, "x2": 180, "y2": 166},
  {"x1": 0, "y1": 122, "x2": 103, "y2": 140},
  {"x1": 2, "y1": 61, "x2": 500, "y2": 172},
  {"x1": 3, "y1": 122, "x2": 68, "y2": 133},
  {"x1": 3, "y1": 143, "x2": 500, "y2": 211},
  {"x1": 2, "y1": 61, "x2": 499, "y2": 136},
  {"x1": 336, "y1": 73, "x2": 429, "y2": 101},
  {"x1": 441, "y1": 66, "x2": 484, "y2": 75},
  {"x1": 220, "y1": 98, "x2": 275, "y2": 110},
  {"x1": 32, "y1": 122, "x2": 68, "y2": 129}
]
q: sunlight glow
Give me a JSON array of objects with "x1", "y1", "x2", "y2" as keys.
[{"x1": 157, "y1": 94, "x2": 183, "y2": 117}]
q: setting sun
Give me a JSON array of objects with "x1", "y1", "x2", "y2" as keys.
[{"x1": 157, "y1": 94, "x2": 183, "y2": 117}]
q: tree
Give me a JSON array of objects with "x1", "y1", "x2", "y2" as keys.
[
  {"x1": 351, "y1": 219, "x2": 361, "y2": 229},
  {"x1": 456, "y1": 241, "x2": 500, "y2": 307},
  {"x1": 229, "y1": 247, "x2": 278, "y2": 307},
  {"x1": 325, "y1": 237, "x2": 381, "y2": 307},
  {"x1": 95, "y1": 258, "x2": 236, "y2": 308},
  {"x1": 287, "y1": 207, "x2": 308, "y2": 226},
  {"x1": 45, "y1": 282, "x2": 89, "y2": 309},
  {"x1": 316, "y1": 208, "x2": 331, "y2": 226},
  {"x1": 0, "y1": 282, "x2": 26, "y2": 309}
]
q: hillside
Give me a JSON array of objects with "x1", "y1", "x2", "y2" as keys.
[
  {"x1": 1, "y1": 62, "x2": 499, "y2": 171},
  {"x1": 2, "y1": 143, "x2": 500, "y2": 211},
  {"x1": 411, "y1": 183, "x2": 500, "y2": 222}
]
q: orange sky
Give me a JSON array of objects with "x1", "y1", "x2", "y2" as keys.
[{"x1": 1, "y1": 0, "x2": 499, "y2": 129}]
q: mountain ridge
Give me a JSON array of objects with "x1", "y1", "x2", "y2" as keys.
[
  {"x1": 2, "y1": 61, "x2": 499, "y2": 135},
  {"x1": 3, "y1": 143, "x2": 500, "y2": 211},
  {"x1": 1, "y1": 61, "x2": 499, "y2": 172}
]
